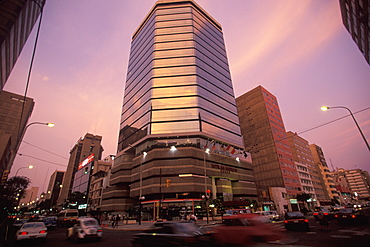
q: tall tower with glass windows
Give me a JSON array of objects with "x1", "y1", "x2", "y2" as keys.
[{"x1": 101, "y1": 0, "x2": 257, "y2": 218}]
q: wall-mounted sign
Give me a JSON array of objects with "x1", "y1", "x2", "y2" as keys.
[
  {"x1": 290, "y1": 199, "x2": 298, "y2": 204},
  {"x1": 211, "y1": 164, "x2": 237, "y2": 173},
  {"x1": 78, "y1": 154, "x2": 94, "y2": 170}
]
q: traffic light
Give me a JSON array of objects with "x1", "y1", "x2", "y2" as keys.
[
  {"x1": 165, "y1": 179, "x2": 171, "y2": 187},
  {"x1": 206, "y1": 189, "x2": 211, "y2": 197}
]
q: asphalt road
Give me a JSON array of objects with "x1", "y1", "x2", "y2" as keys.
[{"x1": 3, "y1": 216, "x2": 370, "y2": 247}]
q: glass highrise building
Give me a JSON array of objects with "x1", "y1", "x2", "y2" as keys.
[
  {"x1": 101, "y1": 0, "x2": 257, "y2": 218},
  {"x1": 118, "y1": 0, "x2": 242, "y2": 152}
]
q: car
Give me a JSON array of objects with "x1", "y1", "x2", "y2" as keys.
[
  {"x1": 254, "y1": 210, "x2": 280, "y2": 222},
  {"x1": 131, "y1": 221, "x2": 213, "y2": 247},
  {"x1": 313, "y1": 208, "x2": 333, "y2": 220},
  {"x1": 283, "y1": 211, "x2": 309, "y2": 231},
  {"x1": 15, "y1": 222, "x2": 47, "y2": 241},
  {"x1": 212, "y1": 214, "x2": 296, "y2": 246},
  {"x1": 42, "y1": 216, "x2": 57, "y2": 229},
  {"x1": 66, "y1": 217, "x2": 102, "y2": 242},
  {"x1": 335, "y1": 208, "x2": 368, "y2": 224},
  {"x1": 13, "y1": 219, "x2": 28, "y2": 228}
]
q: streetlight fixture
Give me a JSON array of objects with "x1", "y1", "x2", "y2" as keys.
[
  {"x1": 321, "y1": 106, "x2": 370, "y2": 151},
  {"x1": 15, "y1": 165, "x2": 34, "y2": 176}
]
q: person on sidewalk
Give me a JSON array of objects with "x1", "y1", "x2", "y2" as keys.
[
  {"x1": 115, "y1": 214, "x2": 120, "y2": 228},
  {"x1": 111, "y1": 215, "x2": 116, "y2": 228},
  {"x1": 317, "y1": 208, "x2": 330, "y2": 231}
]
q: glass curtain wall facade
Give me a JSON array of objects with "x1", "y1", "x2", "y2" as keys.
[{"x1": 118, "y1": 0, "x2": 243, "y2": 152}]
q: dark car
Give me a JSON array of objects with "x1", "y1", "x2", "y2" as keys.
[
  {"x1": 284, "y1": 211, "x2": 309, "y2": 231},
  {"x1": 335, "y1": 208, "x2": 368, "y2": 224},
  {"x1": 42, "y1": 216, "x2": 57, "y2": 229},
  {"x1": 313, "y1": 208, "x2": 333, "y2": 220},
  {"x1": 131, "y1": 221, "x2": 213, "y2": 247}
]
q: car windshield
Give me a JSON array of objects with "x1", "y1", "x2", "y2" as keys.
[
  {"x1": 286, "y1": 212, "x2": 304, "y2": 217},
  {"x1": 23, "y1": 223, "x2": 44, "y2": 228},
  {"x1": 82, "y1": 219, "x2": 98, "y2": 226},
  {"x1": 339, "y1": 208, "x2": 353, "y2": 213}
]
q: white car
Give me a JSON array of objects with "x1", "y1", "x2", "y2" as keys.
[
  {"x1": 254, "y1": 211, "x2": 280, "y2": 222},
  {"x1": 66, "y1": 217, "x2": 102, "y2": 241},
  {"x1": 15, "y1": 222, "x2": 47, "y2": 241}
]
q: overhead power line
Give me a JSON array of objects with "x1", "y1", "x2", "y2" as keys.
[
  {"x1": 18, "y1": 153, "x2": 68, "y2": 167},
  {"x1": 247, "y1": 107, "x2": 370, "y2": 154},
  {"x1": 22, "y1": 141, "x2": 68, "y2": 160}
]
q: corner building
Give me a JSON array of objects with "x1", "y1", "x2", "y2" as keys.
[{"x1": 101, "y1": 0, "x2": 257, "y2": 219}]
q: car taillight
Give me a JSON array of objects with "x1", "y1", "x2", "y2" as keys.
[
  {"x1": 184, "y1": 237, "x2": 197, "y2": 243},
  {"x1": 335, "y1": 215, "x2": 338, "y2": 218},
  {"x1": 304, "y1": 219, "x2": 309, "y2": 223},
  {"x1": 39, "y1": 230, "x2": 47, "y2": 234},
  {"x1": 19, "y1": 232, "x2": 28, "y2": 235},
  {"x1": 283, "y1": 220, "x2": 288, "y2": 223},
  {"x1": 324, "y1": 213, "x2": 328, "y2": 215},
  {"x1": 352, "y1": 215, "x2": 356, "y2": 218},
  {"x1": 98, "y1": 229, "x2": 103, "y2": 232},
  {"x1": 313, "y1": 213, "x2": 318, "y2": 215}
]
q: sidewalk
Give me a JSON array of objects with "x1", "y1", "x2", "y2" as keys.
[{"x1": 101, "y1": 220, "x2": 222, "y2": 231}]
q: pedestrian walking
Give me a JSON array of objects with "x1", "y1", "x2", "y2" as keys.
[
  {"x1": 111, "y1": 215, "x2": 116, "y2": 228},
  {"x1": 115, "y1": 214, "x2": 120, "y2": 228},
  {"x1": 317, "y1": 208, "x2": 330, "y2": 231}
]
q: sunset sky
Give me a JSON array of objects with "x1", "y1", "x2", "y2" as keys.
[{"x1": 4, "y1": 0, "x2": 369, "y2": 195}]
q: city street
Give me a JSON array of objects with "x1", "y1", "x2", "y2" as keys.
[{"x1": 5, "y1": 216, "x2": 370, "y2": 247}]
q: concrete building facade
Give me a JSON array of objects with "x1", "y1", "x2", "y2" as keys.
[
  {"x1": 339, "y1": 0, "x2": 369, "y2": 64},
  {"x1": 101, "y1": 0, "x2": 257, "y2": 219},
  {"x1": 89, "y1": 157, "x2": 112, "y2": 212},
  {"x1": 236, "y1": 86, "x2": 301, "y2": 206},
  {"x1": 0, "y1": 0, "x2": 44, "y2": 90},
  {"x1": 45, "y1": 170, "x2": 64, "y2": 209},
  {"x1": 286, "y1": 131, "x2": 323, "y2": 209},
  {"x1": 0, "y1": 91, "x2": 34, "y2": 183},
  {"x1": 339, "y1": 168, "x2": 370, "y2": 201},
  {"x1": 57, "y1": 133, "x2": 103, "y2": 207},
  {"x1": 309, "y1": 144, "x2": 340, "y2": 204}
]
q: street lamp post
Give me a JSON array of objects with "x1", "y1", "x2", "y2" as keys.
[
  {"x1": 138, "y1": 151, "x2": 147, "y2": 225},
  {"x1": 15, "y1": 165, "x2": 34, "y2": 176},
  {"x1": 321, "y1": 106, "x2": 370, "y2": 152},
  {"x1": 128, "y1": 144, "x2": 147, "y2": 225},
  {"x1": 204, "y1": 148, "x2": 210, "y2": 224}
]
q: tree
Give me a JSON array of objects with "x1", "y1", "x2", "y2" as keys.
[{"x1": 0, "y1": 176, "x2": 31, "y2": 207}]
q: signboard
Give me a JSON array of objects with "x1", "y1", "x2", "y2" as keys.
[
  {"x1": 78, "y1": 154, "x2": 94, "y2": 170},
  {"x1": 290, "y1": 199, "x2": 298, "y2": 204}
]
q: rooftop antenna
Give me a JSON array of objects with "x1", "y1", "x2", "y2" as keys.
[{"x1": 329, "y1": 158, "x2": 335, "y2": 171}]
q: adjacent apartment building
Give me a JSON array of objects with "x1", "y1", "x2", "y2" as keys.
[
  {"x1": 286, "y1": 131, "x2": 324, "y2": 209},
  {"x1": 336, "y1": 168, "x2": 370, "y2": 201},
  {"x1": 236, "y1": 86, "x2": 301, "y2": 207},
  {"x1": 101, "y1": 0, "x2": 257, "y2": 220},
  {"x1": 309, "y1": 144, "x2": 340, "y2": 204}
]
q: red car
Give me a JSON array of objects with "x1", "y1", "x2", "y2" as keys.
[{"x1": 212, "y1": 214, "x2": 295, "y2": 246}]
